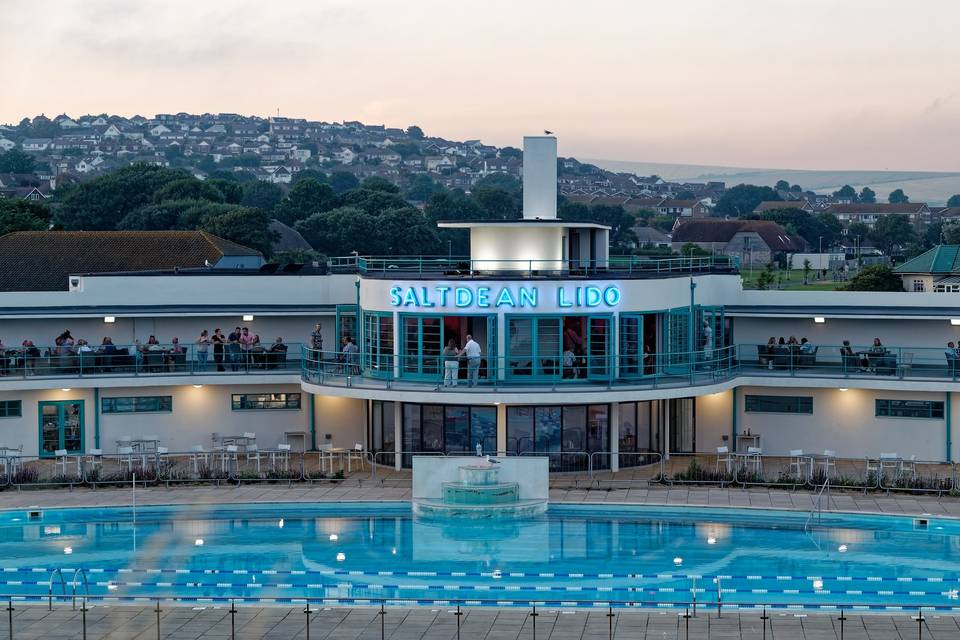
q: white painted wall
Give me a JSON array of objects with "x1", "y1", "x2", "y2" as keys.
[
  {"x1": 0, "y1": 383, "x2": 311, "y2": 456},
  {"x1": 313, "y1": 394, "x2": 366, "y2": 449},
  {"x1": 522, "y1": 136, "x2": 557, "y2": 220},
  {"x1": 470, "y1": 226, "x2": 564, "y2": 271}
]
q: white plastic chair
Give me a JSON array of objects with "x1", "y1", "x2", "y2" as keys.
[
  {"x1": 274, "y1": 443, "x2": 291, "y2": 472},
  {"x1": 84, "y1": 449, "x2": 103, "y2": 473},
  {"x1": 900, "y1": 454, "x2": 917, "y2": 477},
  {"x1": 242, "y1": 432, "x2": 256, "y2": 449},
  {"x1": 818, "y1": 450, "x2": 837, "y2": 478},
  {"x1": 54, "y1": 449, "x2": 69, "y2": 476},
  {"x1": 220, "y1": 445, "x2": 238, "y2": 473},
  {"x1": 746, "y1": 446, "x2": 763, "y2": 474},
  {"x1": 789, "y1": 449, "x2": 808, "y2": 479},
  {"x1": 116, "y1": 446, "x2": 135, "y2": 473},
  {"x1": 190, "y1": 445, "x2": 209, "y2": 475},
  {"x1": 715, "y1": 446, "x2": 733, "y2": 473},
  {"x1": 879, "y1": 452, "x2": 901, "y2": 477},
  {"x1": 245, "y1": 444, "x2": 262, "y2": 473},
  {"x1": 318, "y1": 443, "x2": 333, "y2": 474},
  {"x1": 346, "y1": 443, "x2": 366, "y2": 472}
]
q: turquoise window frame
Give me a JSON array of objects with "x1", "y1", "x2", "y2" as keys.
[
  {"x1": 505, "y1": 313, "x2": 613, "y2": 381},
  {"x1": 231, "y1": 393, "x2": 301, "y2": 411},
  {"x1": 0, "y1": 400, "x2": 21, "y2": 418},
  {"x1": 336, "y1": 304, "x2": 359, "y2": 347},
  {"x1": 101, "y1": 396, "x2": 173, "y2": 414},
  {"x1": 362, "y1": 311, "x2": 394, "y2": 378},
  {"x1": 876, "y1": 399, "x2": 944, "y2": 419},
  {"x1": 399, "y1": 313, "x2": 497, "y2": 381},
  {"x1": 38, "y1": 400, "x2": 85, "y2": 458}
]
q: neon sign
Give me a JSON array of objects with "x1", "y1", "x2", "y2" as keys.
[{"x1": 389, "y1": 285, "x2": 622, "y2": 309}]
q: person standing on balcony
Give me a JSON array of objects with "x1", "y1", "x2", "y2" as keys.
[
  {"x1": 441, "y1": 338, "x2": 461, "y2": 387},
  {"x1": 212, "y1": 328, "x2": 225, "y2": 372},
  {"x1": 463, "y1": 334, "x2": 481, "y2": 387},
  {"x1": 196, "y1": 330, "x2": 210, "y2": 371}
]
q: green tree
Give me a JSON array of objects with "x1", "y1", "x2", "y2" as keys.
[
  {"x1": 814, "y1": 212, "x2": 843, "y2": 248},
  {"x1": 389, "y1": 143, "x2": 421, "y2": 158},
  {"x1": 584, "y1": 204, "x2": 637, "y2": 250},
  {"x1": 715, "y1": 184, "x2": 780, "y2": 216},
  {"x1": 675, "y1": 189, "x2": 696, "y2": 200},
  {"x1": 55, "y1": 164, "x2": 188, "y2": 230},
  {"x1": 241, "y1": 181, "x2": 285, "y2": 211},
  {"x1": 472, "y1": 187, "x2": 520, "y2": 219},
  {"x1": 295, "y1": 206, "x2": 379, "y2": 255},
  {"x1": 474, "y1": 173, "x2": 521, "y2": 193},
  {"x1": 199, "y1": 207, "x2": 277, "y2": 255},
  {"x1": 832, "y1": 184, "x2": 857, "y2": 200},
  {"x1": 0, "y1": 199, "x2": 49, "y2": 235},
  {"x1": 843, "y1": 264, "x2": 904, "y2": 291},
  {"x1": 498, "y1": 147, "x2": 522, "y2": 158},
  {"x1": 375, "y1": 207, "x2": 441, "y2": 254},
  {"x1": 947, "y1": 194, "x2": 960, "y2": 207},
  {"x1": 943, "y1": 223, "x2": 960, "y2": 244},
  {"x1": 859, "y1": 187, "x2": 877, "y2": 204},
  {"x1": 680, "y1": 242, "x2": 709, "y2": 257},
  {"x1": 0, "y1": 148, "x2": 36, "y2": 173},
  {"x1": 274, "y1": 178, "x2": 337, "y2": 226},
  {"x1": 405, "y1": 175, "x2": 441, "y2": 202},
  {"x1": 888, "y1": 188, "x2": 909, "y2": 203},
  {"x1": 329, "y1": 171, "x2": 360, "y2": 193},
  {"x1": 271, "y1": 248, "x2": 326, "y2": 265},
  {"x1": 650, "y1": 215, "x2": 675, "y2": 232},
  {"x1": 756, "y1": 268, "x2": 776, "y2": 290},
  {"x1": 790, "y1": 184, "x2": 803, "y2": 192},
  {"x1": 802, "y1": 258, "x2": 812, "y2": 284},
  {"x1": 774, "y1": 180, "x2": 790, "y2": 191},
  {"x1": 207, "y1": 178, "x2": 243, "y2": 204},
  {"x1": 870, "y1": 215, "x2": 916, "y2": 255},
  {"x1": 154, "y1": 178, "x2": 224, "y2": 204},
  {"x1": 360, "y1": 176, "x2": 400, "y2": 193},
  {"x1": 406, "y1": 125, "x2": 425, "y2": 140},
  {"x1": 292, "y1": 169, "x2": 327, "y2": 184}
]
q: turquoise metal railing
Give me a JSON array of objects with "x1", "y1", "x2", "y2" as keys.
[
  {"x1": 0, "y1": 342, "x2": 303, "y2": 379},
  {"x1": 327, "y1": 254, "x2": 739, "y2": 277}
]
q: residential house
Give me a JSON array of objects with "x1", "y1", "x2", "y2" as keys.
[
  {"x1": 0, "y1": 138, "x2": 15, "y2": 151},
  {"x1": 22, "y1": 139, "x2": 52, "y2": 152},
  {"x1": 657, "y1": 199, "x2": 711, "y2": 218},
  {"x1": 752, "y1": 200, "x2": 815, "y2": 215},
  {"x1": 671, "y1": 218, "x2": 805, "y2": 266},
  {"x1": 893, "y1": 245, "x2": 960, "y2": 292},
  {"x1": 824, "y1": 203, "x2": 932, "y2": 229},
  {"x1": 632, "y1": 226, "x2": 671, "y2": 248}
]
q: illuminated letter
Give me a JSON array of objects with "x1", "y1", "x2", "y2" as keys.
[
  {"x1": 455, "y1": 287, "x2": 473, "y2": 308},
  {"x1": 419, "y1": 286, "x2": 435, "y2": 307},
  {"x1": 495, "y1": 287, "x2": 516, "y2": 308},
  {"x1": 557, "y1": 287, "x2": 573, "y2": 308},
  {"x1": 603, "y1": 286, "x2": 621, "y2": 307},
  {"x1": 437, "y1": 286, "x2": 451, "y2": 307},
  {"x1": 389, "y1": 287, "x2": 402, "y2": 306},
  {"x1": 585, "y1": 286, "x2": 602, "y2": 307},
  {"x1": 403, "y1": 288, "x2": 420, "y2": 307},
  {"x1": 477, "y1": 286, "x2": 491, "y2": 307},
  {"x1": 519, "y1": 287, "x2": 538, "y2": 307}
]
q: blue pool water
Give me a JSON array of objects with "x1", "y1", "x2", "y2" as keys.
[{"x1": 0, "y1": 502, "x2": 958, "y2": 610}]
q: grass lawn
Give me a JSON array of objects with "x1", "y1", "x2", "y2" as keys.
[{"x1": 740, "y1": 268, "x2": 847, "y2": 291}]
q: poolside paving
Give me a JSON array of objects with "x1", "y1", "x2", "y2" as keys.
[
  {"x1": 2, "y1": 605, "x2": 959, "y2": 639},
  {"x1": 1, "y1": 480, "x2": 959, "y2": 638}
]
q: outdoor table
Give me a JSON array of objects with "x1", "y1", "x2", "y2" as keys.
[
  {"x1": 319, "y1": 447, "x2": 351, "y2": 474},
  {"x1": 213, "y1": 434, "x2": 255, "y2": 451},
  {"x1": 736, "y1": 433, "x2": 760, "y2": 450},
  {"x1": 810, "y1": 453, "x2": 836, "y2": 477}
]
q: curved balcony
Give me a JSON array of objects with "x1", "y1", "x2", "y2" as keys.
[{"x1": 300, "y1": 343, "x2": 960, "y2": 401}]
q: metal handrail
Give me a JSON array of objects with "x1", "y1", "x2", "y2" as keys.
[
  {"x1": 70, "y1": 568, "x2": 89, "y2": 611},
  {"x1": 805, "y1": 477, "x2": 830, "y2": 532},
  {"x1": 47, "y1": 568, "x2": 65, "y2": 611}
]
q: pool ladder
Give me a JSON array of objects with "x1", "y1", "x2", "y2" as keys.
[
  {"x1": 47, "y1": 567, "x2": 90, "y2": 611},
  {"x1": 804, "y1": 478, "x2": 830, "y2": 532}
]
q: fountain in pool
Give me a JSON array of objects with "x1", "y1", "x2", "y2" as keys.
[{"x1": 411, "y1": 445, "x2": 549, "y2": 518}]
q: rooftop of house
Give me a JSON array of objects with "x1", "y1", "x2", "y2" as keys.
[
  {"x1": 893, "y1": 245, "x2": 960, "y2": 275},
  {"x1": 671, "y1": 218, "x2": 804, "y2": 251},
  {"x1": 0, "y1": 230, "x2": 262, "y2": 291},
  {"x1": 825, "y1": 203, "x2": 928, "y2": 214},
  {"x1": 753, "y1": 200, "x2": 811, "y2": 213}
]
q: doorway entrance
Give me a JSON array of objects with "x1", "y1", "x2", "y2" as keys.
[{"x1": 39, "y1": 400, "x2": 84, "y2": 457}]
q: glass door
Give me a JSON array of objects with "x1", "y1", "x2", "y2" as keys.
[
  {"x1": 665, "y1": 307, "x2": 692, "y2": 374},
  {"x1": 336, "y1": 304, "x2": 358, "y2": 344},
  {"x1": 586, "y1": 316, "x2": 611, "y2": 379},
  {"x1": 400, "y1": 315, "x2": 442, "y2": 379},
  {"x1": 39, "y1": 400, "x2": 84, "y2": 457},
  {"x1": 363, "y1": 312, "x2": 394, "y2": 378}
]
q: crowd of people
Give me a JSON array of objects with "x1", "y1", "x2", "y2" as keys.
[{"x1": 0, "y1": 327, "x2": 292, "y2": 375}]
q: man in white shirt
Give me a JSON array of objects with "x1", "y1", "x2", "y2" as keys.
[{"x1": 463, "y1": 334, "x2": 481, "y2": 387}]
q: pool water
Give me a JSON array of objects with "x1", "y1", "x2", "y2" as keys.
[{"x1": 1, "y1": 502, "x2": 958, "y2": 609}]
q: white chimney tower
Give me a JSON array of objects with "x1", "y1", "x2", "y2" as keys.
[{"x1": 522, "y1": 136, "x2": 557, "y2": 220}]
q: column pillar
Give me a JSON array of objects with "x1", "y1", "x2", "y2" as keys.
[
  {"x1": 609, "y1": 402, "x2": 619, "y2": 472},
  {"x1": 496, "y1": 403, "x2": 507, "y2": 454},
  {"x1": 393, "y1": 401, "x2": 403, "y2": 470},
  {"x1": 946, "y1": 391, "x2": 952, "y2": 463},
  {"x1": 731, "y1": 387, "x2": 739, "y2": 453},
  {"x1": 663, "y1": 399, "x2": 671, "y2": 461}
]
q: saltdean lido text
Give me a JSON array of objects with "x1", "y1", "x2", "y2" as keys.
[{"x1": 389, "y1": 285, "x2": 622, "y2": 309}]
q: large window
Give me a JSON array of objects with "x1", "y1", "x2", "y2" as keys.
[
  {"x1": 401, "y1": 403, "x2": 496, "y2": 464},
  {"x1": 102, "y1": 396, "x2": 172, "y2": 414},
  {"x1": 369, "y1": 400, "x2": 396, "y2": 464},
  {"x1": 876, "y1": 399, "x2": 944, "y2": 419},
  {"x1": 744, "y1": 395, "x2": 813, "y2": 414},
  {"x1": 231, "y1": 393, "x2": 301, "y2": 410},
  {"x1": 506, "y1": 315, "x2": 611, "y2": 380},
  {"x1": 363, "y1": 312, "x2": 394, "y2": 376},
  {"x1": 0, "y1": 400, "x2": 21, "y2": 418},
  {"x1": 506, "y1": 404, "x2": 609, "y2": 455}
]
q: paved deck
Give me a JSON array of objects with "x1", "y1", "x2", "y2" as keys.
[
  {"x1": 1, "y1": 481, "x2": 959, "y2": 519},
  {"x1": 2, "y1": 604, "x2": 957, "y2": 639}
]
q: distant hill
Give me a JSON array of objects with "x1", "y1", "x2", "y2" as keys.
[{"x1": 585, "y1": 159, "x2": 960, "y2": 206}]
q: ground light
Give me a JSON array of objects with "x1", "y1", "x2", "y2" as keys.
[
  {"x1": 63, "y1": 546, "x2": 72, "y2": 554},
  {"x1": 329, "y1": 533, "x2": 338, "y2": 541},
  {"x1": 192, "y1": 384, "x2": 203, "y2": 388},
  {"x1": 195, "y1": 538, "x2": 204, "y2": 546},
  {"x1": 707, "y1": 537, "x2": 716, "y2": 545},
  {"x1": 838, "y1": 544, "x2": 848, "y2": 552},
  {"x1": 673, "y1": 556, "x2": 683, "y2": 566},
  {"x1": 336, "y1": 552, "x2": 345, "y2": 562}
]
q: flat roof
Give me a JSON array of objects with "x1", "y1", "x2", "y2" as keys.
[{"x1": 437, "y1": 219, "x2": 610, "y2": 230}]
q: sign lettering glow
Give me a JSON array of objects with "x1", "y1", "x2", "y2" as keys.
[{"x1": 389, "y1": 285, "x2": 621, "y2": 309}]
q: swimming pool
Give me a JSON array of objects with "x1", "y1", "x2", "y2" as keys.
[{"x1": 0, "y1": 502, "x2": 957, "y2": 610}]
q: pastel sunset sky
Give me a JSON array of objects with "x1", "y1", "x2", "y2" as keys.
[{"x1": 1, "y1": 0, "x2": 957, "y2": 171}]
